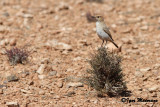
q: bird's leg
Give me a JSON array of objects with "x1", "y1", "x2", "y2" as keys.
[
  {"x1": 104, "y1": 41, "x2": 107, "y2": 48},
  {"x1": 101, "y1": 40, "x2": 104, "y2": 47}
]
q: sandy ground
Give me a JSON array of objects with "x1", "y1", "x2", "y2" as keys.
[{"x1": 0, "y1": 0, "x2": 160, "y2": 106}]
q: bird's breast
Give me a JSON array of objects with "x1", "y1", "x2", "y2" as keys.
[{"x1": 96, "y1": 22, "x2": 110, "y2": 40}]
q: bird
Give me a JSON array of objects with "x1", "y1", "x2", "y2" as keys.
[{"x1": 93, "y1": 15, "x2": 119, "y2": 48}]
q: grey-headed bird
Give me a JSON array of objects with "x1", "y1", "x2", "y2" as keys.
[{"x1": 93, "y1": 15, "x2": 118, "y2": 48}]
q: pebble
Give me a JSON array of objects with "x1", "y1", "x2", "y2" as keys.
[
  {"x1": 9, "y1": 38, "x2": 16, "y2": 46},
  {"x1": 21, "y1": 71, "x2": 29, "y2": 78},
  {"x1": 132, "y1": 45, "x2": 138, "y2": 49},
  {"x1": 66, "y1": 82, "x2": 83, "y2": 88},
  {"x1": 148, "y1": 85, "x2": 159, "y2": 93},
  {"x1": 39, "y1": 90, "x2": 45, "y2": 95},
  {"x1": 36, "y1": 64, "x2": 46, "y2": 74},
  {"x1": 140, "y1": 68, "x2": 151, "y2": 72},
  {"x1": 2, "y1": 12, "x2": 10, "y2": 17},
  {"x1": 121, "y1": 38, "x2": 132, "y2": 44},
  {"x1": 6, "y1": 101, "x2": 19, "y2": 107},
  {"x1": 0, "y1": 26, "x2": 10, "y2": 33},
  {"x1": 48, "y1": 71, "x2": 57, "y2": 76},
  {"x1": 38, "y1": 75, "x2": 46, "y2": 79},
  {"x1": 134, "y1": 71, "x2": 144, "y2": 77},
  {"x1": 53, "y1": 95, "x2": 60, "y2": 99},
  {"x1": 127, "y1": 17, "x2": 143, "y2": 24},
  {"x1": 21, "y1": 89, "x2": 32, "y2": 94},
  {"x1": 0, "y1": 85, "x2": 7, "y2": 89},
  {"x1": 7, "y1": 75, "x2": 19, "y2": 82},
  {"x1": 154, "y1": 43, "x2": 159, "y2": 48},
  {"x1": 56, "y1": 81, "x2": 63, "y2": 88},
  {"x1": 28, "y1": 80, "x2": 34, "y2": 85},
  {"x1": 58, "y1": 42, "x2": 72, "y2": 51},
  {"x1": 120, "y1": 28, "x2": 132, "y2": 33},
  {"x1": 0, "y1": 40, "x2": 6, "y2": 46},
  {"x1": 64, "y1": 91, "x2": 75, "y2": 97},
  {"x1": 41, "y1": 58, "x2": 50, "y2": 64},
  {"x1": 140, "y1": 26, "x2": 148, "y2": 31}
]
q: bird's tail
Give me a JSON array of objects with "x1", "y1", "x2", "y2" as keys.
[{"x1": 111, "y1": 41, "x2": 119, "y2": 48}]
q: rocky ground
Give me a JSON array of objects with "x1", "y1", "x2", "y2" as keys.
[{"x1": 0, "y1": 0, "x2": 160, "y2": 106}]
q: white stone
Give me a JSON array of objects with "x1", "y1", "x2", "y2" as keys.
[
  {"x1": 36, "y1": 64, "x2": 46, "y2": 74},
  {"x1": 6, "y1": 102, "x2": 19, "y2": 107},
  {"x1": 67, "y1": 82, "x2": 83, "y2": 88}
]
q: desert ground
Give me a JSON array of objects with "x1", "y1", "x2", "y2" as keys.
[{"x1": 0, "y1": 0, "x2": 160, "y2": 106}]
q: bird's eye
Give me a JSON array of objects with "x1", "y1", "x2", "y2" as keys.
[{"x1": 97, "y1": 16, "x2": 99, "y2": 18}]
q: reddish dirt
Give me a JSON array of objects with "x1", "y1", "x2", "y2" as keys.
[{"x1": 0, "y1": 0, "x2": 160, "y2": 106}]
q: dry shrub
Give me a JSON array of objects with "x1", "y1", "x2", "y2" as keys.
[
  {"x1": 85, "y1": 47, "x2": 127, "y2": 96},
  {"x1": 5, "y1": 47, "x2": 29, "y2": 65}
]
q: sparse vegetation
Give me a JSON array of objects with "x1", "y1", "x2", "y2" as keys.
[
  {"x1": 85, "y1": 47, "x2": 127, "y2": 96},
  {"x1": 5, "y1": 47, "x2": 29, "y2": 65}
]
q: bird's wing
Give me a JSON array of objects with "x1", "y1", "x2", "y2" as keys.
[{"x1": 103, "y1": 26, "x2": 114, "y2": 41}]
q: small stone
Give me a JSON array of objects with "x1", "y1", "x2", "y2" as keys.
[
  {"x1": 0, "y1": 26, "x2": 9, "y2": 33},
  {"x1": 7, "y1": 75, "x2": 19, "y2": 82},
  {"x1": 22, "y1": 14, "x2": 33, "y2": 18},
  {"x1": 21, "y1": 89, "x2": 32, "y2": 94},
  {"x1": 78, "y1": 40, "x2": 88, "y2": 46},
  {"x1": 39, "y1": 90, "x2": 45, "y2": 95},
  {"x1": 153, "y1": 64, "x2": 160, "y2": 69},
  {"x1": 105, "y1": 5, "x2": 114, "y2": 12},
  {"x1": 141, "y1": 92, "x2": 149, "y2": 99},
  {"x1": 56, "y1": 81, "x2": 63, "y2": 88},
  {"x1": 148, "y1": 85, "x2": 159, "y2": 92},
  {"x1": 132, "y1": 45, "x2": 138, "y2": 49},
  {"x1": 127, "y1": 17, "x2": 143, "y2": 24},
  {"x1": 21, "y1": 71, "x2": 29, "y2": 78},
  {"x1": 66, "y1": 82, "x2": 83, "y2": 88},
  {"x1": 73, "y1": 57, "x2": 82, "y2": 61},
  {"x1": 0, "y1": 40, "x2": 6, "y2": 47},
  {"x1": 58, "y1": 42, "x2": 72, "y2": 51},
  {"x1": 64, "y1": 91, "x2": 75, "y2": 97},
  {"x1": 38, "y1": 75, "x2": 46, "y2": 79},
  {"x1": 0, "y1": 89, "x2": 3, "y2": 94},
  {"x1": 36, "y1": 64, "x2": 46, "y2": 74},
  {"x1": 120, "y1": 28, "x2": 132, "y2": 33},
  {"x1": 53, "y1": 95, "x2": 60, "y2": 99},
  {"x1": 140, "y1": 26, "x2": 148, "y2": 31},
  {"x1": 6, "y1": 101, "x2": 19, "y2": 107},
  {"x1": 2, "y1": 12, "x2": 10, "y2": 17},
  {"x1": 28, "y1": 81, "x2": 34, "y2": 85},
  {"x1": 134, "y1": 71, "x2": 144, "y2": 77},
  {"x1": 66, "y1": 68, "x2": 74, "y2": 72},
  {"x1": 48, "y1": 71, "x2": 57, "y2": 76},
  {"x1": 154, "y1": 43, "x2": 159, "y2": 48},
  {"x1": 140, "y1": 68, "x2": 151, "y2": 72},
  {"x1": 121, "y1": 38, "x2": 132, "y2": 44},
  {"x1": 41, "y1": 58, "x2": 50, "y2": 64},
  {"x1": 9, "y1": 38, "x2": 16, "y2": 46},
  {"x1": 50, "y1": 91, "x2": 54, "y2": 94},
  {"x1": 76, "y1": 0, "x2": 84, "y2": 5},
  {"x1": 0, "y1": 85, "x2": 7, "y2": 89}
]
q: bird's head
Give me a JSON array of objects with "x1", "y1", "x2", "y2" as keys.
[{"x1": 93, "y1": 15, "x2": 104, "y2": 22}]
